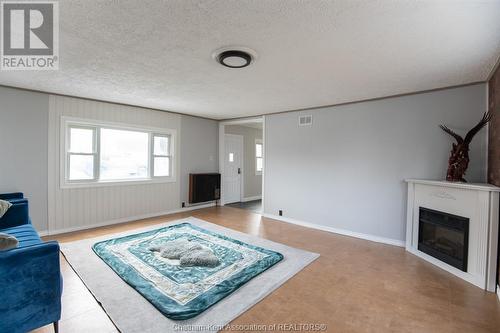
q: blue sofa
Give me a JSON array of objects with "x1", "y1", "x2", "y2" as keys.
[{"x1": 0, "y1": 193, "x2": 62, "y2": 333}]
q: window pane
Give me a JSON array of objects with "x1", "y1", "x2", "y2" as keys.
[
  {"x1": 256, "y1": 143, "x2": 262, "y2": 158},
  {"x1": 229, "y1": 153, "x2": 234, "y2": 162},
  {"x1": 69, "y1": 155, "x2": 94, "y2": 180},
  {"x1": 256, "y1": 157, "x2": 263, "y2": 172},
  {"x1": 70, "y1": 127, "x2": 94, "y2": 153},
  {"x1": 154, "y1": 157, "x2": 169, "y2": 177},
  {"x1": 154, "y1": 136, "x2": 169, "y2": 156},
  {"x1": 100, "y1": 128, "x2": 149, "y2": 180}
]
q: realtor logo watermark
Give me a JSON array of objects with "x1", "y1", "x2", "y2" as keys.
[{"x1": 1, "y1": 1, "x2": 59, "y2": 70}]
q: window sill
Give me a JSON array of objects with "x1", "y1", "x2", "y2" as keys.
[{"x1": 60, "y1": 177, "x2": 176, "y2": 189}]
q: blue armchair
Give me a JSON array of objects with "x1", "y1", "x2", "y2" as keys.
[{"x1": 0, "y1": 193, "x2": 62, "y2": 333}]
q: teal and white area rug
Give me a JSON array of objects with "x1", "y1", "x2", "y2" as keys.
[
  {"x1": 61, "y1": 217, "x2": 319, "y2": 333},
  {"x1": 92, "y1": 222, "x2": 284, "y2": 320}
]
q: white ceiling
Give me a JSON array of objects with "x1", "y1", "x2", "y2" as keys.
[{"x1": 1, "y1": 1, "x2": 499, "y2": 120}]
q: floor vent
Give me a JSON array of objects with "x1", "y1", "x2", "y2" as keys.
[{"x1": 299, "y1": 115, "x2": 313, "y2": 126}]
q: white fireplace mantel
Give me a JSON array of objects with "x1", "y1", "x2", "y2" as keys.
[{"x1": 405, "y1": 179, "x2": 499, "y2": 291}]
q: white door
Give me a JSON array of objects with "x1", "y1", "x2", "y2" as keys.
[{"x1": 224, "y1": 134, "x2": 243, "y2": 204}]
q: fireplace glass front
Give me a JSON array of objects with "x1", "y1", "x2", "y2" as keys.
[{"x1": 418, "y1": 207, "x2": 469, "y2": 272}]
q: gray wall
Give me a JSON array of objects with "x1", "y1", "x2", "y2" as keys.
[
  {"x1": 0, "y1": 86, "x2": 49, "y2": 231},
  {"x1": 264, "y1": 84, "x2": 488, "y2": 243},
  {"x1": 225, "y1": 125, "x2": 263, "y2": 198},
  {"x1": 180, "y1": 115, "x2": 219, "y2": 205}
]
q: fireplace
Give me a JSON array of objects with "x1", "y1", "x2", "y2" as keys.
[
  {"x1": 406, "y1": 179, "x2": 499, "y2": 291},
  {"x1": 418, "y1": 207, "x2": 469, "y2": 272}
]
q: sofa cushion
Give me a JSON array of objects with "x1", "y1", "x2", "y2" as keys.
[
  {"x1": 0, "y1": 199, "x2": 12, "y2": 218},
  {"x1": 0, "y1": 224, "x2": 41, "y2": 248},
  {"x1": 0, "y1": 233, "x2": 18, "y2": 250}
]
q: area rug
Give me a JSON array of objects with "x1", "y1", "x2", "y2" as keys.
[
  {"x1": 92, "y1": 222, "x2": 283, "y2": 320},
  {"x1": 60, "y1": 217, "x2": 319, "y2": 333}
]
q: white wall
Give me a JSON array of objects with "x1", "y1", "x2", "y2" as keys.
[
  {"x1": 264, "y1": 84, "x2": 488, "y2": 244},
  {"x1": 0, "y1": 86, "x2": 49, "y2": 231},
  {"x1": 180, "y1": 115, "x2": 219, "y2": 205},
  {"x1": 225, "y1": 125, "x2": 263, "y2": 199}
]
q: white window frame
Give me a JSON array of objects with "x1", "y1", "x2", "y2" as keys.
[
  {"x1": 66, "y1": 124, "x2": 98, "y2": 182},
  {"x1": 255, "y1": 139, "x2": 263, "y2": 175},
  {"x1": 151, "y1": 133, "x2": 172, "y2": 178},
  {"x1": 61, "y1": 117, "x2": 176, "y2": 189}
]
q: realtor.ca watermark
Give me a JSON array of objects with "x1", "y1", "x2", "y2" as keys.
[{"x1": 1, "y1": 0, "x2": 59, "y2": 70}]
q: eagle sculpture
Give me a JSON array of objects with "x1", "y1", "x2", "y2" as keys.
[{"x1": 439, "y1": 111, "x2": 492, "y2": 182}]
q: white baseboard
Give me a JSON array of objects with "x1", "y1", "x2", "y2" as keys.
[
  {"x1": 241, "y1": 195, "x2": 262, "y2": 202},
  {"x1": 262, "y1": 213, "x2": 405, "y2": 247},
  {"x1": 497, "y1": 285, "x2": 500, "y2": 302},
  {"x1": 41, "y1": 202, "x2": 216, "y2": 236}
]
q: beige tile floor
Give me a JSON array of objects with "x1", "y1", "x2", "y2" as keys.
[{"x1": 32, "y1": 206, "x2": 500, "y2": 332}]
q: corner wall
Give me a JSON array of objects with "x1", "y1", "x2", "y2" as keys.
[
  {"x1": 180, "y1": 115, "x2": 219, "y2": 205},
  {"x1": 264, "y1": 84, "x2": 488, "y2": 244},
  {"x1": 0, "y1": 86, "x2": 49, "y2": 231}
]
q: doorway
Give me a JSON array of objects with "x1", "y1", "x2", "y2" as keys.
[{"x1": 219, "y1": 117, "x2": 264, "y2": 213}]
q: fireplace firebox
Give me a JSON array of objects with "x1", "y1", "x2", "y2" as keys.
[{"x1": 418, "y1": 207, "x2": 469, "y2": 272}]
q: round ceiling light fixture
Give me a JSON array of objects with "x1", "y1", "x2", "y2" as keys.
[
  {"x1": 213, "y1": 47, "x2": 257, "y2": 69},
  {"x1": 218, "y1": 50, "x2": 251, "y2": 68}
]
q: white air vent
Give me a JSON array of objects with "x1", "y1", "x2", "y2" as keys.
[{"x1": 299, "y1": 115, "x2": 312, "y2": 126}]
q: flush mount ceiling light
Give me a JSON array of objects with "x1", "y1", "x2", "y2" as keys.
[
  {"x1": 213, "y1": 47, "x2": 257, "y2": 69},
  {"x1": 218, "y1": 50, "x2": 251, "y2": 68}
]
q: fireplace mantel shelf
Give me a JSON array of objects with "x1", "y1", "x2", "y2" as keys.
[{"x1": 405, "y1": 179, "x2": 500, "y2": 192}]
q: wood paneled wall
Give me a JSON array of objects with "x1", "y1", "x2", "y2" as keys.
[{"x1": 47, "y1": 95, "x2": 181, "y2": 234}]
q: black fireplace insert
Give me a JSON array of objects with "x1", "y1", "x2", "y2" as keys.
[{"x1": 418, "y1": 207, "x2": 469, "y2": 272}]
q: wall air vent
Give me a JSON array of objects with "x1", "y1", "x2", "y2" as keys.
[{"x1": 298, "y1": 115, "x2": 312, "y2": 126}]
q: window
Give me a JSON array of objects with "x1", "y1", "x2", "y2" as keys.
[
  {"x1": 68, "y1": 127, "x2": 96, "y2": 180},
  {"x1": 100, "y1": 128, "x2": 149, "y2": 180},
  {"x1": 63, "y1": 118, "x2": 175, "y2": 187},
  {"x1": 153, "y1": 135, "x2": 170, "y2": 177},
  {"x1": 255, "y1": 139, "x2": 263, "y2": 175}
]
